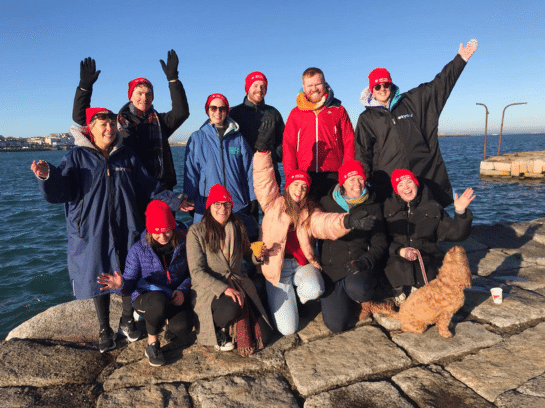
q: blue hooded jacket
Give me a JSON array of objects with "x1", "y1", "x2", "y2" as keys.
[
  {"x1": 37, "y1": 125, "x2": 183, "y2": 299},
  {"x1": 183, "y1": 118, "x2": 255, "y2": 223}
]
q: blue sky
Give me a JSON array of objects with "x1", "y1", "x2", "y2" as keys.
[{"x1": 1, "y1": 0, "x2": 543, "y2": 139}]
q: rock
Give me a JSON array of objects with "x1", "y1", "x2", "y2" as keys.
[
  {"x1": 471, "y1": 222, "x2": 545, "y2": 251},
  {"x1": 517, "y1": 373, "x2": 545, "y2": 397},
  {"x1": 495, "y1": 390, "x2": 545, "y2": 408},
  {"x1": 285, "y1": 326, "x2": 411, "y2": 397},
  {"x1": 0, "y1": 384, "x2": 97, "y2": 408},
  {"x1": 98, "y1": 383, "x2": 191, "y2": 408},
  {"x1": 297, "y1": 312, "x2": 331, "y2": 343},
  {"x1": 303, "y1": 381, "x2": 413, "y2": 408},
  {"x1": 489, "y1": 265, "x2": 545, "y2": 292},
  {"x1": 249, "y1": 333, "x2": 298, "y2": 370},
  {"x1": 6, "y1": 297, "x2": 123, "y2": 344},
  {"x1": 437, "y1": 236, "x2": 489, "y2": 254},
  {"x1": 0, "y1": 339, "x2": 110, "y2": 388},
  {"x1": 102, "y1": 344, "x2": 264, "y2": 392},
  {"x1": 467, "y1": 249, "x2": 530, "y2": 276},
  {"x1": 188, "y1": 374, "x2": 298, "y2": 408},
  {"x1": 372, "y1": 312, "x2": 402, "y2": 331},
  {"x1": 391, "y1": 322, "x2": 502, "y2": 364},
  {"x1": 392, "y1": 365, "x2": 495, "y2": 408},
  {"x1": 446, "y1": 322, "x2": 545, "y2": 402}
]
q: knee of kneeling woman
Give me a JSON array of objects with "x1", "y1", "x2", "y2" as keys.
[
  {"x1": 297, "y1": 281, "x2": 325, "y2": 304},
  {"x1": 273, "y1": 315, "x2": 299, "y2": 336}
]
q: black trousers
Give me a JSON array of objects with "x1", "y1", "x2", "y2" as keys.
[
  {"x1": 94, "y1": 294, "x2": 133, "y2": 330},
  {"x1": 134, "y1": 291, "x2": 193, "y2": 337}
]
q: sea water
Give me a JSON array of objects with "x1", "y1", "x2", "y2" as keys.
[{"x1": 1, "y1": 134, "x2": 545, "y2": 339}]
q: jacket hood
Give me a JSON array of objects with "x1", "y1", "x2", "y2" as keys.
[
  {"x1": 69, "y1": 125, "x2": 123, "y2": 153},
  {"x1": 296, "y1": 84, "x2": 339, "y2": 111},
  {"x1": 360, "y1": 85, "x2": 401, "y2": 110},
  {"x1": 200, "y1": 116, "x2": 240, "y2": 136}
]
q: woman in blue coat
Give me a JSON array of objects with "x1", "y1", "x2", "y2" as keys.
[
  {"x1": 31, "y1": 108, "x2": 189, "y2": 353},
  {"x1": 98, "y1": 200, "x2": 193, "y2": 366}
]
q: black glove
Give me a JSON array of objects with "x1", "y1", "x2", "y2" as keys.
[
  {"x1": 254, "y1": 115, "x2": 276, "y2": 152},
  {"x1": 344, "y1": 257, "x2": 372, "y2": 275},
  {"x1": 160, "y1": 49, "x2": 179, "y2": 81},
  {"x1": 343, "y1": 211, "x2": 376, "y2": 231},
  {"x1": 78, "y1": 57, "x2": 100, "y2": 90}
]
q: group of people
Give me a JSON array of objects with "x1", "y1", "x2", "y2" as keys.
[{"x1": 31, "y1": 39, "x2": 478, "y2": 366}]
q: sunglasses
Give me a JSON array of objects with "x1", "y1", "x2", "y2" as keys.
[
  {"x1": 212, "y1": 202, "x2": 232, "y2": 209},
  {"x1": 373, "y1": 83, "x2": 392, "y2": 91},
  {"x1": 209, "y1": 105, "x2": 228, "y2": 113}
]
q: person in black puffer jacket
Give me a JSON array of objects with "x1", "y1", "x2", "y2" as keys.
[
  {"x1": 320, "y1": 160, "x2": 387, "y2": 333},
  {"x1": 384, "y1": 169, "x2": 475, "y2": 306}
]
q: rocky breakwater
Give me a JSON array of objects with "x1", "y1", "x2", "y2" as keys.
[{"x1": 2, "y1": 218, "x2": 545, "y2": 407}]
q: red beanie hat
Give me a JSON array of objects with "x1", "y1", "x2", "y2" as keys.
[
  {"x1": 338, "y1": 160, "x2": 366, "y2": 186},
  {"x1": 391, "y1": 169, "x2": 419, "y2": 194},
  {"x1": 244, "y1": 71, "x2": 268, "y2": 94},
  {"x1": 85, "y1": 107, "x2": 115, "y2": 143},
  {"x1": 368, "y1": 68, "x2": 392, "y2": 94},
  {"x1": 285, "y1": 169, "x2": 312, "y2": 191},
  {"x1": 128, "y1": 77, "x2": 153, "y2": 99},
  {"x1": 205, "y1": 93, "x2": 229, "y2": 114},
  {"x1": 205, "y1": 184, "x2": 233, "y2": 209},
  {"x1": 145, "y1": 200, "x2": 176, "y2": 233}
]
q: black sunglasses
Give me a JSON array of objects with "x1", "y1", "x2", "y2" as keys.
[
  {"x1": 209, "y1": 105, "x2": 228, "y2": 113},
  {"x1": 373, "y1": 83, "x2": 392, "y2": 91}
]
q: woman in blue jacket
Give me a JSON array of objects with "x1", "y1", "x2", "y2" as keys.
[
  {"x1": 183, "y1": 93, "x2": 258, "y2": 239},
  {"x1": 98, "y1": 200, "x2": 193, "y2": 366},
  {"x1": 31, "y1": 108, "x2": 189, "y2": 353}
]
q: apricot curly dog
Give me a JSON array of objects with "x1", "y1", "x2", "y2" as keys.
[{"x1": 370, "y1": 246, "x2": 471, "y2": 338}]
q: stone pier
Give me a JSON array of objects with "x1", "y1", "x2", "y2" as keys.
[{"x1": 480, "y1": 150, "x2": 545, "y2": 179}]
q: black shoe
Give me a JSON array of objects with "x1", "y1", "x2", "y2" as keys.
[
  {"x1": 163, "y1": 326, "x2": 178, "y2": 343},
  {"x1": 215, "y1": 328, "x2": 235, "y2": 352},
  {"x1": 99, "y1": 327, "x2": 116, "y2": 353},
  {"x1": 118, "y1": 317, "x2": 142, "y2": 342},
  {"x1": 145, "y1": 341, "x2": 166, "y2": 366}
]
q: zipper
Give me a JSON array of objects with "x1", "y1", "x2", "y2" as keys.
[{"x1": 315, "y1": 111, "x2": 319, "y2": 172}]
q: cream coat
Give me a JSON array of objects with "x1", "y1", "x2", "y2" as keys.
[{"x1": 253, "y1": 151, "x2": 351, "y2": 286}]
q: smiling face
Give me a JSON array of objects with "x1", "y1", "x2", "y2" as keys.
[
  {"x1": 89, "y1": 118, "x2": 117, "y2": 151},
  {"x1": 247, "y1": 80, "x2": 267, "y2": 105},
  {"x1": 373, "y1": 83, "x2": 391, "y2": 106},
  {"x1": 343, "y1": 175, "x2": 366, "y2": 198},
  {"x1": 151, "y1": 230, "x2": 173, "y2": 245},
  {"x1": 211, "y1": 201, "x2": 232, "y2": 226},
  {"x1": 130, "y1": 85, "x2": 153, "y2": 112},
  {"x1": 208, "y1": 98, "x2": 228, "y2": 126},
  {"x1": 288, "y1": 180, "x2": 308, "y2": 203},
  {"x1": 396, "y1": 178, "x2": 418, "y2": 202},
  {"x1": 302, "y1": 73, "x2": 326, "y2": 103}
]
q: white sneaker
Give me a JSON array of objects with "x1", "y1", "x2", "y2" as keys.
[
  {"x1": 394, "y1": 292, "x2": 407, "y2": 307},
  {"x1": 214, "y1": 328, "x2": 235, "y2": 351}
]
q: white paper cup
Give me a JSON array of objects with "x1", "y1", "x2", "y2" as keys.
[{"x1": 490, "y1": 287, "x2": 503, "y2": 304}]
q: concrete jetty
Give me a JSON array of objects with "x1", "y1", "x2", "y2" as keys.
[
  {"x1": 480, "y1": 150, "x2": 545, "y2": 179},
  {"x1": 2, "y1": 218, "x2": 545, "y2": 407}
]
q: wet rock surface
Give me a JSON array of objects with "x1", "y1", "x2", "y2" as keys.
[{"x1": 3, "y1": 218, "x2": 545, "y2": 407}]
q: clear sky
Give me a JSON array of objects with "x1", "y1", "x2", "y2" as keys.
[{"x1": 1, "y1": 0, "x2": 543, "y2": 140}]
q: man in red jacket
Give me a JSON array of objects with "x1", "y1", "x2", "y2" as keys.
[{"x1": 283, "y1": 68, "x2": 355, "y2": 200}]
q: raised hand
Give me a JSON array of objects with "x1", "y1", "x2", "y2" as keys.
[
  {"x1": 160, "y1": 49, "x2": 179, "y2": 81},
  {"x1": 255, "y1": 115, "x2": 276, "y2": 152},
  {"x1": 31, "y1": 160, "x2": 49, "y2": 179},
  {"x1": 458, "y1": 39, "x2": 479, "y2": 61},
  {"x1": 97, "y1": 271, "x2": 123, "y2": 290},
  {"x1": 79, "y1": 57, "x2": 101, "y2": 89},
  {"x1": 454, "y1": 188, "x2": 476, "y2": 213}
]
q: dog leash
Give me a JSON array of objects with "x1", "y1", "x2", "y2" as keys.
[{"x1": 414, "y1": 249, "x2": 429, "y2": 285}]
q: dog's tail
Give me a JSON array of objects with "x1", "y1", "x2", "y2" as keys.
[{"x1": 367, "y1": 301, "x2": 398, "y2": 318}]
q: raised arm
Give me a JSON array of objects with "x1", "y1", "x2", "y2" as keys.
[{"x1": 72, "y1": 57, "x2": 100, "y2": 125}]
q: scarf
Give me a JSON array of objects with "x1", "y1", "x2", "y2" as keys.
[
  {"x1": 296, "y1": 92, "x2": 328, "y2": 111},
  {"x1": 332, "y1": 184, "x2": 369, "y2": 211}
]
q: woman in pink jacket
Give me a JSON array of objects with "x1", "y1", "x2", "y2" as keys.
[{"x1": 253, "y1": 151, "x2": 375, "y2": 335}]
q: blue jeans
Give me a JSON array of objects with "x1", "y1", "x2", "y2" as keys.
[{"x1": 265, "y1": 258, "x2": 324, "y2": 335}]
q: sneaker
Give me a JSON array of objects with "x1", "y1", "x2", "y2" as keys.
[
  {"x1": 163, "y1": 326, "x2": 177, "y2": 343},
  {"x1": 99, "y1": 327, "x2": 116, "y2": 353},
  {"x1": 394, "y1": 292, "x2": 407, "y2": 307},
  {"x1": 118, "y1": 317, "x2": 142, "y2": 342},
  {"x1": 215, "y1": 328, "x2": 235, "y2": 352},
  {"x1": 145, "y1": 341, "x2": 166, "y2": 367}
]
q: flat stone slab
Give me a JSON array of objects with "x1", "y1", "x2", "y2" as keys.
[
  {"x1": 392, "y1": 365, "x2": 495, "y2": 408},
  {"x1": 188, "y1": 374, "x2": 298, "y2": 408},
  {"x1": 0, "y1": 339, "x2": 110, "y2": 387},
  {"x1": 103, "y1": 344, "x2": 264, "y2": 391},
  {"x1": 303, "y1": 380, "x2": 413, "y2": 408},
  {"x1": 98, "y1": 383, "x2": 191, "y2": 408},
  {"x1": 6, "y1": 297, "x2": 123, "y2": 344},
  {"x1": 467, "y1": 249, "x2": 531, "y2": 276},
  {"x1": 249, "y1": 334, "x2": 298, "y2": 370},
  {"x1": 372, "y1": 312, "x2": 402, "y2": 331},
  {"x1": 285, "y1": 326, "x2": 411, "y2": 397},
  {"x1": 437, "y1": 236, "x2": 489, "y2": 254},
  {"x1": 297, "y1": 312, "x2": 331, "y2": 343},
  {"x1": 446, "y1": 322, "x2": 545, "y2": 402},
  {"x1": 392, "y1": 322, "x2": 502, "y2": 364},
  {"x1": 0, "y1": 384, "x2": 97, "y2": 408},
  {"x1": 464, "y1": 278, "x2": 545, "y2": 330},
  {"x1": 517, "y1": 373, "x2": 545, "y2": 397},
  {"x1": 489, "y1": 265, "x2": 545, "y2": 291},
  {"x1": 495, "y1": 390, "x2": 545, "y2": 408},
  {"x1": 471, "y1": 223, "x2": 545, "y2": 252}
]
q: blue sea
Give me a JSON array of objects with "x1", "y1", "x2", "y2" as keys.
[{"x1": 2, "y1": 134, "x2": 545, "y2": 339}]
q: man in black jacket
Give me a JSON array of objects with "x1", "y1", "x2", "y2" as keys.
[
  {"x1": 72, "y1": 50, "x2": 190, "y2": 190},
  {"x1": 355, "y1": 39, "x2": 478, "y2": 207}
]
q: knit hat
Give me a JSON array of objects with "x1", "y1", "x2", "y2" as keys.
[
  {"x1": 245, "y1": 71, "x2": 268, "y2": 94},
  {"x1": 285, "y1": 169, "x2": 312, "y2": 190},
  {"x1": 205, "y1": 184, "x2": 233, "y2": 209},
  {"x1": 85, "y1": 107, "x2": 116, "y2": 143},
  {"x1": 145, "y1": 200, "x2": 176, "y2": 233},
  {"x1": 368, "y1": 68, "x2": 392, "y2": 94},
  {"x1": 128, "y1": 77, "x2": 153, "y2": 99},
  {"x1": 338, "y1": 160, "x2": 366, "y2": 186},
  {"x1": 391, "y1": 169, "x2": 419, "y2": 194},
  {"x1": 205, "y1": 93, "x2": 229, "y2": 114}
]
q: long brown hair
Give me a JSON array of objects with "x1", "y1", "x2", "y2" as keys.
[
  {"x1": 145, "y1": 227, "x2": 181, "y2": 249},
  {"x1": 203, "y1": 209, "x2": 250, "y2": 253},
  {"x1": 283, "y1": 189, "x2": 316, "y2": 228}
]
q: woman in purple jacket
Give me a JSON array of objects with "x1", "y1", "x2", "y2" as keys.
[{"x1": 98, "y1": 200, "x2": 193, "y2": 367}]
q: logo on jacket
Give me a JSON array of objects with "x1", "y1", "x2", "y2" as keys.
[
  {"x1": 113, "y1": 167, "x2": 132, "y2": 172},
  {"x1": 229, "y1": 147, "x2": 241, "y2": 156},
  {"x1": 397, "y1": 114, "x2": 413, "y2": 120}
]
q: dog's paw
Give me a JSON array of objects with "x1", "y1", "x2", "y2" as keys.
[{"x1": 438, "y1": 330, "x2": 453, "y2": 339}]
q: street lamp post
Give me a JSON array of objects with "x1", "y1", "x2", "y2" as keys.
[
  {"x1": 498, "y1": 102, "x2": 527, "y2": 156},
  {"x1": 476, "y1": 103, "x2": 489, "y2": 160}
]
